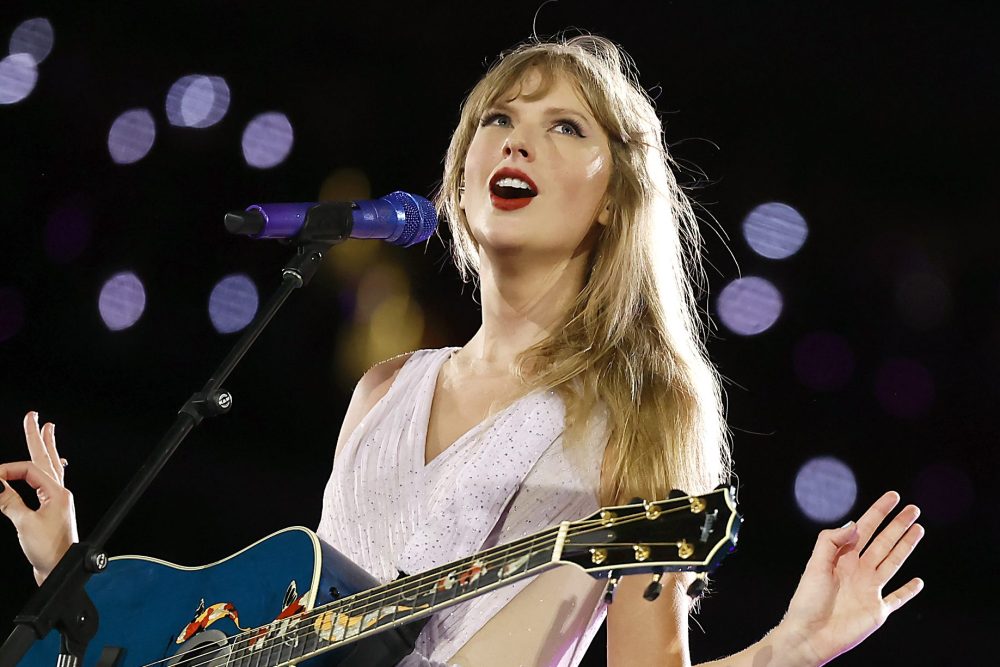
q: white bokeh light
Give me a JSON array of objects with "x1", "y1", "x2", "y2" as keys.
[
  {"x1": 794, "y1": 456, "x2": 858, "y2": 523},
  {"x1": 0, "y1": 53, "x2": 38, "y2": 104},
  {"x1": 241, "y1": 112, "x2": 294, "y2": 168},
  {"x1": 742, "y1": 202, "x2": 808, "y2": 259},
  {"x1": 98, "y1": 271, "x2": 146, "y2": 331},
  {"x1": 10, "y1": 17, "x2": 54, "y2": 64},
  {"x1": 208, "y1": 274, "x2": 259, "y2": 334},
  {"x1": 716, "y1": 276, "x2": 783, "y2": 336},
  {"x1": 166, "y1": 74, "x2": 230, "y2": 128},
  {"x1": 108, "y1": 108, "x2": 156, "y2": 164}
]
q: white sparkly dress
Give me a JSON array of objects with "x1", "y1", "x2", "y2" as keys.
[{"x1": 317, "y1": 347, "x2": 610, "y2": 666}]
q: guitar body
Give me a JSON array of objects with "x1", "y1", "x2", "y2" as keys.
[{"x1": 19, "y1": 527, "x2": 427, "y2": 667}]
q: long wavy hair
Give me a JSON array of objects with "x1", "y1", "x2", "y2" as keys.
[{"x1": 435, "y1": 35, "x2": 730, "y2": 505}]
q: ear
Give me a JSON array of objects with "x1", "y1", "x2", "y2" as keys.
[
  {"x1": 596, "y1": 200, "x2": 611, "y2": 226},
  {"x1": 458, "y1": 173, "x2": 466, "y2": 211}
]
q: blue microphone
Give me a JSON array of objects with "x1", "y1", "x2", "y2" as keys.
[{"x1": 224, "y1": 191, "x2": 438, "y2": 247}]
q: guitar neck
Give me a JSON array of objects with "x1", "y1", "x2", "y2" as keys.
[{"x1": 228, "y1": 523, "x2": 568, "y2": 666}]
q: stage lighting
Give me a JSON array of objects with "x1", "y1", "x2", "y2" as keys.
[
  {"x1": 9, "y1": 17, "x2": 54, "y2": 64},
  {"x1": 716, "y1": 276, "x2": 783, "y2": 336},
  {"x1": 742, "y1": 202, "x2": 808, "y2": 260},
  {"x1": 98, "y1": 271, "x2": 146, "y2": 331},
  {"x1": 208, "y1": 273, "x2": 259, "y2": 334},
  {"x1": 0, "y1": 53, "x2": 37, "y2": 104},
  {"x1": 166, "y1": 74, "x2": 230, "y2": 128},
  {"x1": 108, "y1": 109, "x2": 156, "y2": 164},
  {"x1": 794, "y1": 456, "x2": 858, "y2": 523},
  {"x1": 241, "y1": 111, "x2": 293, "y2": 169}
]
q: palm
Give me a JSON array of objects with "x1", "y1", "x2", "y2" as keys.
[{"x1": 780, "y1": 492, "x2": 924, "y2": 665}]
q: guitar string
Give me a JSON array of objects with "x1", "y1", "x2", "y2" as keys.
[
  {"x1": 141, "y1": 500, "x2": 710, "y2": 667},
  {"x1": 148, "y1": 502, "x2": 706, "y2": 667}
]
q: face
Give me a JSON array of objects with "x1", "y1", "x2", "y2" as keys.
[{"x1": 460, "y1": 69, "x2": 613, "y2": 263}]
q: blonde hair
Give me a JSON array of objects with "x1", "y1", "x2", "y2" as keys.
[{"x1": 435, "y1": 34, "x2": 730, "y2": 505}]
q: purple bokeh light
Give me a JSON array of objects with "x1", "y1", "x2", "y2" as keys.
[
  {"x1": 874, "y1": 358, "x2": 934, "y2": 419},
  {"x1": 0, "y1": 53, "x2": 38, "y2": 104},
  {"x1": 793, "y1": 331, "x2": 855, "y2": 391},
  {"x1": 742, "y1": 202, "x2": 808, "y2": 259},
  {"x1": 10, "y1": 17, "x2": 54, "y2": 64},
  {"x1": 794, "y1": 456, "x2": 858, "y2": 523},
  {"x1": 166, "y1": 74, "x2": 230, "y2": 128},
  {"x1": 241, "y1": 112, "x2": 293, "y2": 169},
  {"x1": 44, "y1": 206, "x2": 91, "y2": 263},
  {"x1": 108, "y1": 108, "x2": 156, "y2": 164},
  {"x1": 716, "y1": 276, "x2": 783, "y2": 336},
  {"x1": 98, "y1": 271, "x2": 146, "y2": 331},
  {"x1": 912, "y1": 462, "x2": 974, "y2": 524},
  {"x1": 208, "y1": 274, "x2": 259, "y2": 334},
  {"x1": 0, "y1": 287, "x2": 25, "y2": 343}
]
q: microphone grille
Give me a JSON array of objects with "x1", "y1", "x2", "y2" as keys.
[{"x1": 384, "y1": 191, "x2": 438, "y2": 246}]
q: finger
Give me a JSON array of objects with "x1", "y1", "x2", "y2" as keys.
[
  {"x1": 41, "y1": 422, "x2": 63, "y2": 485},
  {"x1": 0, "y1": 478, "x2": 32, "y2": 528},
  {"x1": 875, "y1": 522, "x2": 925, "y2": 582},
  {"x1": 806, "y1": 522, "x2": 860, "y2": 575},
  {"x1": 23, "y1": 412, "x2": 57, "y2": 479},
  {"x1": 883, "y1": 577, "x2": 924, "y2": 613},
  {"x1": 0, "y1": 461, "x2": 65, "y2": 499},
  {"x1": 862, "y1": 504, "x2": 921, "y2": 566},
  {"x1": 854, "y1": 490, "x2": 901, "y2": 550}
]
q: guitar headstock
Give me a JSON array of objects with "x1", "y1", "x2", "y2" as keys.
[{"x1": 555, "y1": 485, "x2": 741, "y2": 578}]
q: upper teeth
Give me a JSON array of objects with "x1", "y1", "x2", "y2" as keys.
[{"x1": 496, "y1": 177, "x2": 532, "y2": 190}]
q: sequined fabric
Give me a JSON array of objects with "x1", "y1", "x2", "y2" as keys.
[{"x1": 317, "y1": 347, "x2": 609, "y2": 666}]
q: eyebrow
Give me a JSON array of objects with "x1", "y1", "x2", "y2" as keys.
[{"x1": 489, "y1": 102, "x2": 593, "y2": 125}]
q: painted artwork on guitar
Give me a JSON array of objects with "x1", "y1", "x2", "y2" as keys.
[{"x1": 19, "y1": 488, "x2": 739, "y2": 667}]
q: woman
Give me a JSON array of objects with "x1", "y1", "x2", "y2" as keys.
[{"x1": 0, "y1": 35, "x2": 923, "y2": 666}]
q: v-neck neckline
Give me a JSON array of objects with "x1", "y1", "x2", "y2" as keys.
[{"x1": 420, "y1": 347, "x2": 539, "y2": 470}]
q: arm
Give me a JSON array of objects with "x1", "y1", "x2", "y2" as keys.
[{"x1": 608, "y1": 492, "x2": 924, "y2": 667}]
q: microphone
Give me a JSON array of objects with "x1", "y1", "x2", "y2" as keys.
[{"x1": 224, "y1": 191, "x2": 438, "y2": 247}]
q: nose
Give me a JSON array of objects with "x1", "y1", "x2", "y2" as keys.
[{"x1": 502, "y1": 134, "x2": 531, "y2": 160}]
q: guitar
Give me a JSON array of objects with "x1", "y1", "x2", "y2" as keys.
[{"x1": 19, "y1": 487, "x2": 740, "y2": 667}]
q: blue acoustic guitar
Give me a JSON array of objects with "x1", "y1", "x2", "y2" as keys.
[{"x1": 19, "y1": 488, "x2": 740, "y2": 667}]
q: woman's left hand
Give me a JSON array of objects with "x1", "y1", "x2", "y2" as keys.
[{"x1": 774, "y1": 490, "x2": 925, "y2": 666}]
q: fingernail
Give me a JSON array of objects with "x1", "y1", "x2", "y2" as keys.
[
  {"x1": 33, "y1": 412, "x2": 39, "y2": 426},
  {"x1": 840, "y1": 520, "x2": 855, "y2": 529}
]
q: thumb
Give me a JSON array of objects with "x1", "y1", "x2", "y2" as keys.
[
  {"x1": 0, "y1": 479, "x2": 31, "y2": 529},
  {"x1": 809, "y1": 521, "x2": 860, "y2": 570}
]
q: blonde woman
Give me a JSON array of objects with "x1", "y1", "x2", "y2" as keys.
[{"x1": 1, "y1": 35, "x2": 923, "y2": 667}]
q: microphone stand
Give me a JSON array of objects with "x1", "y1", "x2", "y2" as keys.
[{"x1": 0, "y1": 239, "x2": 339, "y2": 667}]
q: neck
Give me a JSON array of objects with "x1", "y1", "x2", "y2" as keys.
[{"x1": 458, "y1": 248, "x2": 591, "y2": 374}]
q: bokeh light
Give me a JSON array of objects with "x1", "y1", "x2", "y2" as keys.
[
  {"x1": 165, "y1": 74, "x2": 230, "y2": 128},
  {"x1": 716, "y1": 276, "x2": 783, "y2": 336},
  {"x1": 874, "y1": 358, "x2": 934, "y2": 419},
  {"x1": 742, "y1": 202, "x2": 808, "y2": 259},
  {"x1": 241, "y1": 111, "x2": 293, "y2": 168},
  {"x1": 44, "y1": 206, "x2": 91, "y2": 263},
  {"x1": 9, "y1": 17, "x2": 54, "y2": 64},
  {"x1": 0, "y1": 53, "x2": 38, "y2": 104},
  {"x1": 208, "y1": 274, "x2": 259, "y2": 334},
  {"x1": 108, "y1": 108, "x2": 156, "y2": 164},
  {"x1": 912, "y1": 462, "x2": 974, "y2": 524},
  {"x1": 793, "y1": 331, "x2": 855, "y2": 391},
  {"x1": 0, "y1": 286, "x2": 25, "y2": 343},
  {"x1": 894, "y1": 271, "x2": 952, "y2": 330},
  {"x1": 98, "y1": 271, "x2": 146, "y2": 331},
  {"x1": 794, "y1": 456, "x2": 858, "y2": 523}
]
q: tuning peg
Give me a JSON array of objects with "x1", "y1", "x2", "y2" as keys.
[
  {"x1": 643, "y1": 567, "x2": 665, "y2": 601},
  {"x1": 686, "y1": 574, "x2": 708, "y2": 600},
  {"x1": 604, "y1": 570, "x2": 621, "y2": 604}
]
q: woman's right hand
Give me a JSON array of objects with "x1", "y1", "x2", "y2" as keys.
[{"x1": 0, "y1": 411, "x2": 79, "y2": 585}]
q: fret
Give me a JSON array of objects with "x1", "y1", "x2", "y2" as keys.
[
  {"x1": 300, "y1": 616, "x2": 320, "y2": 657},
  {"x1": 275, "y1": 625, "x2": 294, "y2": 667}
]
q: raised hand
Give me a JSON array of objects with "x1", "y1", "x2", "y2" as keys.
[
  {"x1": 776, "y1": 490, "x2": 925, "y2": 666},
  {"x1": 0, "y1": 411, "x2": 79, "y2": 584}
]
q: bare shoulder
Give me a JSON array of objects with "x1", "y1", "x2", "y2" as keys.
[{"x1": 334, "y1": 351, "x2": 418, "y2": 454}]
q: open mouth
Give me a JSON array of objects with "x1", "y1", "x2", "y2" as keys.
[{"x1": 489, "y1": 169, "x2": 538, "y2": 210}]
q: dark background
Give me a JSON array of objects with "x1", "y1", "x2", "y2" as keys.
[{"x1": 1, "y1": 1, "x2": 996, "y2": 664}]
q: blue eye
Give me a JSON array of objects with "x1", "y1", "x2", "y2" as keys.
[
  {"x1": 480, "y1": 112, "x2": 510, "y2": 127},
  {"x1": 554, "y1": 119, "x2": 585, "y2": 137}
]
